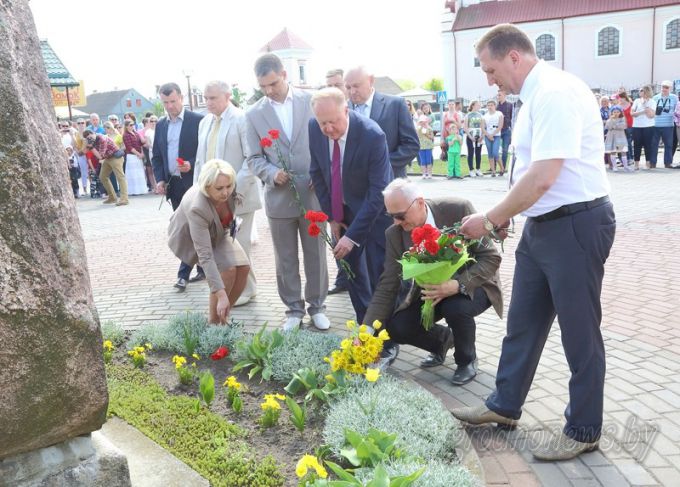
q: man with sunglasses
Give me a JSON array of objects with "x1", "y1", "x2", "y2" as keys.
[{"x1": 363, "y1": 178, "x2": 502, "y2": 385}]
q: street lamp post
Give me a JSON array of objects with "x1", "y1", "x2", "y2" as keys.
[{"x1": 183, "y1": 69, "x2": 194, "y2": 110}]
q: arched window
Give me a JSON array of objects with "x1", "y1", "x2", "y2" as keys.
[
  {"x1": 598, "y1": 26, "x2": 620, "y2": 56},
  {"x1": 666, "y1": 18, "x2": 680, "y2": 50},
  {"x1": 535, "y1": 33, "x2": 556, "y2": 61}
]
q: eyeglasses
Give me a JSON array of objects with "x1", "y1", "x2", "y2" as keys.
[
  {"x1": 150, "y1": 120, "x2": 157, "y2": 123},
  {"x1": 77, "y1": 121, "x2": 86, "y2": 125},
  {"x1": 386, "y1": 198, "x2": 417, "y2": 221}
]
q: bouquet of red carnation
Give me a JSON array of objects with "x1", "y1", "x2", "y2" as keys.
[
  {"x1": 304, "y1": 210, "x2": 354, "y2": 279},
  {"x1": 400, "y1": 223, "x2": 475, "y2": 330}
]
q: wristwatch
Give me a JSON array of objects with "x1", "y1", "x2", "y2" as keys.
[
  {"x1": 482, "y1": 213, "x2": 495, "y2": 232},
  {"x1": 458, "y1": 281, "x2": 468, "y2": 296}
]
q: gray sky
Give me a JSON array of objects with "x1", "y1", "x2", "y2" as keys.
[{"x1": 30, "y1": 0, "x2": 445, "y2": 98}]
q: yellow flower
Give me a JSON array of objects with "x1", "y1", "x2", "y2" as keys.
[
  {"x1": 340, "y1": 338, "x2": 352, "y2": 350},
  {"x1": 365, "y1": 368, "x2": 381, "y2": 382},
  {"x1": 358, "y1": 332, "x2": 371, "y2": 342},
  {"x1": 144, "y1": 343, "x2": 153, "y2": 350},
  {"x1": 224, "y1": 376, "x2": 242, "y2": 390},
  {"x1": 296, "y1": 455, "x2": 327, "y2": 479},
  {"x1": 372, "y1": 320, "x2": 383, "y2": 330},
  {"x1": 325, "y1": 374, "x2": 336, "y2": 383},
  {"x1": 192, "y1": 353, "x2": 200, "y2": 361},
  {"x1": 103, "y1": 340, "x2": 114, "y2": 351},
  {"x1": 346, "y1": 320, "x2": 356, "y2": 330},
  {"x1": 359, "y1": 324, "x2": 367, "y2": 333},
  {"x1": 127, "y1": 350, "x2": 134, "y2": 356},
  {"x1": 172, "y1": 355, "x2": 187, "y2": 369},
  {"x1": 378, "y1": 329, "x2": 390, "y2": 341},
  {"x1": 323, "y1": 356, "x2": 330, "y2": 363}
]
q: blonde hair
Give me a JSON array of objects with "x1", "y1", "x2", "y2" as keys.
[
  {"x1": 197, "y1": 159, "x2": 236, "y2": 197},
  {"x1": 311, "y1": 87, "x2": 346, "y2": 109}
]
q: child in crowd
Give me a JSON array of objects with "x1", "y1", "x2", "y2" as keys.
[
  {"x1": 604, "y1": 106, "x2": 631, "y2": 172},
  {"x1": 86, "y1": 149, "x2": 103, "y2": 198},
  {"x1": 66, "y1": 146, "x2": 80, "y2": 198},
  {"x1": 446, "y1": 127, "x2": 462, "y2": 179},
  {"x1": 417, "y1": 115, "x2": 434, "y2": 179}
]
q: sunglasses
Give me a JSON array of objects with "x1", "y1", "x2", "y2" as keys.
[{"x1": 386, "y1": 198, "x2": 417, "y2": 221}]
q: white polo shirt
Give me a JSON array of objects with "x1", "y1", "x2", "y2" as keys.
[{"x1": 511, "y1": 61, "x2": 610, "y2": 217}]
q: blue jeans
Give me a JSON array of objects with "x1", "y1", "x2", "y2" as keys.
[
  {"x1": 652, "y1": 126, "x2": 675, "y2": 166},
  {"x1": 484, "y1": 136, "x2": 501, "y2": 161},
  {"x1": 500, "y1": 129, "x2": 512, "y2": 167}
]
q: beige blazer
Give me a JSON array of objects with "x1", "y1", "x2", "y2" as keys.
[
  {"x1": 168, "y1": 186, "x2": 248, "y2": 293},
  {"x1": 364, "y1": 197, "x2": 503, "y2": 325},
  {"x1": 194, "y1": 103, "x2": 262, "y2": 215}
]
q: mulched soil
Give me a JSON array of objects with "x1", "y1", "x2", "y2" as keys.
[{"x1": 113, "y1": 347, "x2": 327, "y2": 486}]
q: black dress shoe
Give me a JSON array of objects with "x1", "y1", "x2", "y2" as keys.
[
  {"x1": 420, "y1": 329, "x2": 455, "y2": 368},
  {"x1": 451, "y1": 360, "x2": 477, "y2": 386},
  {"x1": 420, "y1": 353, "x2": 445, "y2": 368},
  {"x1": 174, "y1": 278, "x2": 187, "y2": 292},
  {"x1": 188, "y1": 272, "x2": 206, "y2": 283},
  {"x1": 328, "y1": 285, "x2": 348, "y2": 295}
]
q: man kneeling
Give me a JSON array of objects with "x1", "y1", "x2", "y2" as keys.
[{"x1": 364, "y1": 179, "x2": 503, "y2": 385}]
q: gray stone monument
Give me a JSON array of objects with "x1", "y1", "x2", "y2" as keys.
[{"x1": 0, "y1": 1, "x2": 130, "y2": 485}]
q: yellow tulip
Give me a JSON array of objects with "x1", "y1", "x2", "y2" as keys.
[{"x1": 365, "y1": 368, "x2": 381, "y2": 382}]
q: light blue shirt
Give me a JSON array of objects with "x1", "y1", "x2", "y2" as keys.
[
  {"x1": 167, "y1": 108, "x2": 185, "y2": 175},
  {"x1": 653, "y1": 93, "x2": 678, "y2": 128}
]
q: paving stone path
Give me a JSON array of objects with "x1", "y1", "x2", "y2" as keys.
[{"x1": 78, "y1": 166, "x2": 680, "y2": 487}]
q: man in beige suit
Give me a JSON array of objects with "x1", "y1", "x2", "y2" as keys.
[
  {"x1": 364, "y1": 178, "x2": 503, "y2": 385},
  {"x1": 245, "y1": 53, "x2": 330, "y2": 331},
  {"x1": 194, "y1": 80, "x2": 262, "y2": 307}
]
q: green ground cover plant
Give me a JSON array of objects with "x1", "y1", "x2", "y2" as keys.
[{"x1": 106, "y1": 364, "x2": 284, "y2": 487}]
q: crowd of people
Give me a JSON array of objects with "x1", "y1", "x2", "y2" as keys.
[
  {"x1": 60, "y1": 111, "x2": 159, "y2": 202},
  {"x1": 54, "y1": 21, "x2": 678, "y2": 463}
]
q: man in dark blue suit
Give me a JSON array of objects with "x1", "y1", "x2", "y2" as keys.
[
  {"x1": 345, "y1": 67, "x2": 419, "y2": 178},
  {"x1": 309, "y1": 88, "x2": 393, "y2": 323},
  {"x1": 151, "y1": 82, "x2": 204, "y2": 291}
]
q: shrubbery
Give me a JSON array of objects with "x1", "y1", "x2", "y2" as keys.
[
  {"x1": 323, "y1": 375, "x2": 460, "y2": 461},
  {"x1": 100, "y1": 320, "x2": 125, "y2": 346},
  {"x1": 356, "y1": 459, "x2": 481, "y2": 487},
  {"x1": 269, "y1": 329, "x2": 342, "y2": 382}
]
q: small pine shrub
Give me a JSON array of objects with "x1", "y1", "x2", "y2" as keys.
[
  {"x1": 100, "y1": 321, "x2": 125, "y2": 347},
  {"x1": 323, "y1": 375, "x2": 460, "y2": 461},
  {"x1": 269, "y1": 330, "x2": 342, "y2": 382}
]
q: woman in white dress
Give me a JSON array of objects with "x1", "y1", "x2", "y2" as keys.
[{"x1": 122, "y1": 121, "x2": 148, "y2": 195}]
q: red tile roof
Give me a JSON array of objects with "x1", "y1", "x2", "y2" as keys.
[
  {"x1": 452, "y1": 0, "x2": 679, "y2": 32},
  {"x1": 260, "y1": 28, "x2": 313, "y2": 52}
]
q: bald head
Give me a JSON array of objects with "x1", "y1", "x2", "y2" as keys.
[{"x1": 344, "y1": 66, "x2": 374, "y2": 105}]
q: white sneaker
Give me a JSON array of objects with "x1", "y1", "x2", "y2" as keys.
[
  {"x1": 476, "y1": 169, "x2": 483, "y2": 177},
  {"x1": 310, "y1": 313, "x2": 331, "y2": 330},
  {"x1": 234, "y1": 295, "x2": 252, "y2": 307},
  {"x1": 469, "y1": 171, "x2": 476, "y2": 178},
  {"x1": 282, "y1": 317, "x2": 302, "y2": 332}
]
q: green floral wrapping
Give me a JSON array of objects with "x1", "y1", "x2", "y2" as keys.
[{"x1": 399, "y1": 250, "x2": 474, "y2": 330}]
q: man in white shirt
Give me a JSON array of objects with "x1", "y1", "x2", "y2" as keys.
[
  {"x1": 452, "y1": 24, "x2": 616, "y2": 462},
  {"x1": 245, "y1": 54, "x2": 330, "y2": 331}
]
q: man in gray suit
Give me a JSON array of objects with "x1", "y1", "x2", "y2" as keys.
[
  {"x1": 194, "y1": 80, "x2": 262, "y2": 307},
  {"x1": 345, "y1": 66, "x2": 419, "y2": 178},
  {"x1": 245, "y1": 53, "x2": 330, "y2": 331}
]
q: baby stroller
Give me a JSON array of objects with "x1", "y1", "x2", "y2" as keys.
[{"x1": 89, "y1": 169, "x2": 102, "y2": 198}]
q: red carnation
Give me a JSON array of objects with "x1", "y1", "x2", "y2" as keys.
[
  {"x1": 177, "y1": 157, "x2": 185, "y2": 166},
  {"x1": 424, "y1": 240, "x2": 440, "y2": 255},
  {"x1": 305, "y1": 210, "x2": 329, "y2": 223},
  {"x1": 210, "y1": 346, "x2": 229, "y2": 361},
  {"x1": 268, "y1": 129, "x2": 280, "y2": 140},
  {"x1": 421, "y1": 224, "x2": 441, "y2": 241},
  {"x1": 260, "y1": 137, "x2": 272, "y2": 148},
  {"x1": 411, "y1": 227, "x2": 425, "y2": 245},
  {"x1": 308, "y1": 223, "x2": 321, "y2": 237}
]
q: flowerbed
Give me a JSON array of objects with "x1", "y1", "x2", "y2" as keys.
[{"x1": 103, "y1": 315, "x2": 480, "y2": 486}]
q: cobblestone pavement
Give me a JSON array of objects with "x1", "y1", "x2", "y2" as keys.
[{"x1": 78, "y1": 166, "x2": 680, "y2": 487}]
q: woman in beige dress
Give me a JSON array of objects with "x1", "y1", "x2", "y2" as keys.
[{"x1": 168, "y1": 159, "x2": 250, "y2": 324}]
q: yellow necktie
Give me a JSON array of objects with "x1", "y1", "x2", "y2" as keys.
[{"x1": 206, "y1": 116, "x2": 222, "y2": 160}]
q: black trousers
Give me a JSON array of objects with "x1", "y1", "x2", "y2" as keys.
[
  {"x1": 466, "y1": 137, "x2": 482, "y2": 170},
  {"x1": 386, "y1": 286, "x2": 491, "y2": 366}
]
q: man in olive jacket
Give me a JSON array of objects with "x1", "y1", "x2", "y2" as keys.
[{"x1": 364, "y1": 179, "x2": 503, "y2": 385}]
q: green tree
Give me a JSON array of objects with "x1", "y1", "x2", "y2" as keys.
[
  {"x1": 421, "y1": 78, "x2": 444, "y2": 92},
  {"x1": 152, "y1": 101, "x2": 165, "y2": 117},
  {"x1": 395, "y1": 79, "x2": 416, "y2": 91}
]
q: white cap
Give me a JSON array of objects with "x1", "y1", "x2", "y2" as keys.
[{"x1": 661, "y1": 80, "x2": 672, "y2": 88}]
